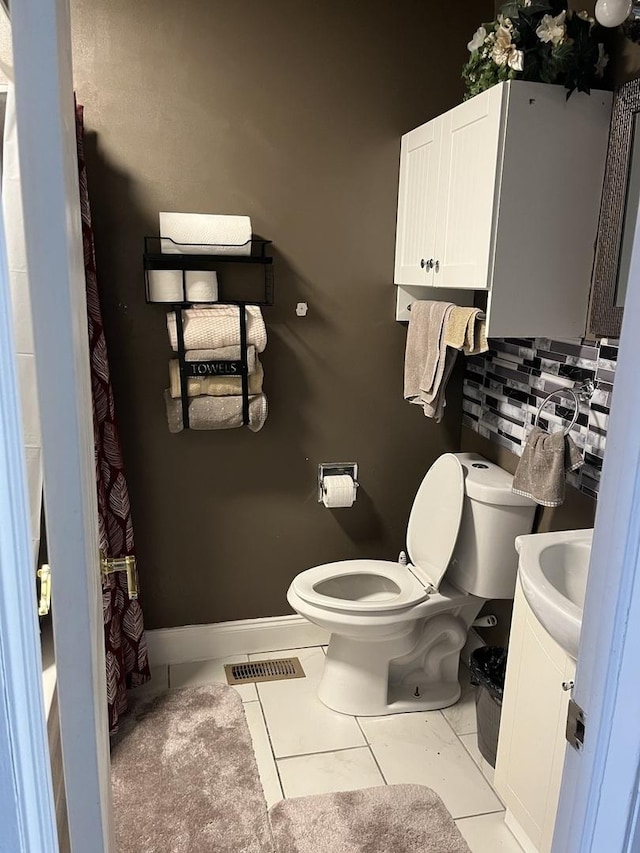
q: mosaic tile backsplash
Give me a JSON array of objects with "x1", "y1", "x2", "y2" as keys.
[{"x1": 462, "y1": 337, "x2": 618, "y2": 500}]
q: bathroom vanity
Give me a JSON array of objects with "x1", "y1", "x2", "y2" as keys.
[
  {"x1": 394, "y1": 81, "x2": 612, "y2": 337},
  {"x1": 494, "y1": 577, "x2": 575, "y2": 853},
  {"x1": 494, "y1": 529, "x2": 592, "y2": 853}
]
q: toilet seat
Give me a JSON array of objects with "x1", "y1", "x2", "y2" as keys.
[
  {"x1": 292, "y1": 454, "x2": 466, "y2": 617},
  {"x1": 291, "y1": 559, "x2": 429, "y2": 613}
]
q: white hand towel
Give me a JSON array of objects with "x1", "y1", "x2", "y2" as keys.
[{"x1": 167, "y1": 306, "x2": 267, "y2": 353}]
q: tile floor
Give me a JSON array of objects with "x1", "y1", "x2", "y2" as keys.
[{"x1": 141, "y1": 645, "x2": 523, "y2": 853}]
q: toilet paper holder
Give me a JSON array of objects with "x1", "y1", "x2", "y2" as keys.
[{"x1": 318, "y1": 463, "x2": 359, "y2": 502}]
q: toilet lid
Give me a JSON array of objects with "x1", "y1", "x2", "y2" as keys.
[{"x1": 406, "y1": 454, "x2": 464, "y2": 592}]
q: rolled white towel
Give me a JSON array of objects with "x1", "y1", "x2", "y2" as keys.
[
  {"x1": 184, "y1": 346, "x2": 257, "y2": 373},
  {"x1": 165, "y1": 390, "x2": 268, "y2": 433},
  {"x1": 169, "y1": 357, "x2": 264, "y2": 398},
  {"x1": 167, "y1": 306, "x2": 267, "y2": 353}
]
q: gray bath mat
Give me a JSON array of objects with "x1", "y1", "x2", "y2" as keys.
[
  {"x1": 112, "y1": 683, "x2": 469, "y2": 853},
  {"x1": 110, "y1": 684, "x2": 273, "y2": 853},
  {"x1": 268, "y1": 785, "x2": 471, "y2": 853}
]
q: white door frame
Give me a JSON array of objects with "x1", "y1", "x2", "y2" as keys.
[
  {"x1": 552, "y1": 213, "x2": 640, "y2": 850},
  {"x1": 2, "y1": 2, "x2": 640, "y2": 852},
  {"x1": 8, "y1": 0, "x2": 114, "y2": 850},
  {"x1": 0, "y1": 151, "x2": 58, "y2": 853}
]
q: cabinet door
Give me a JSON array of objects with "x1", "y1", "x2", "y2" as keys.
[
  {"x1": 394, "y1": 118, "x2": 441, "y2": 286},
  {"x1": 434, "y1": 84, "x2": 503, "y2": 290},
  {"x1": 495, "y1": 580, "x2": 573, "y2": 853}
]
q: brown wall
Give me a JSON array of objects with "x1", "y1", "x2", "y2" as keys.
[{"x1": 71, "y1": 0, "x2": 492, "y2": 629}]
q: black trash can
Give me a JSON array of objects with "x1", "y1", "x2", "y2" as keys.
[{"x1": 469, "y1": 646, "x2": 507, "y2": 768}]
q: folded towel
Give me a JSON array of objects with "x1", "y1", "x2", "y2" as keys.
[
  {"x1": 164, "y1": 390, "x2": 268, "y2": 433},
  {"x1": 404, "y1": 301, "x2": 456, "y2": 423},
  {"x1": 185, "y1": 346, "x2": 257, "y2": 373},
  {"x1": 167, "y1": 306, "x2": 267, "y2": 352},
  {"x1": 169, "y1": 357, "x2": 264, "y2": 398},
  {"x1": 443, "y1": 306, "x2": 488, "y2": 355},
  {"x1": 512, "y1": 426, "x2": 584, "y2": 507}
]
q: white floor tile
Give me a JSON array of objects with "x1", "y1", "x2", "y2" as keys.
[
  {"x1": 459, "y1": 733, "x2": 497, "y2": 790},
  {"x1": 359, "y1": 711, "x2": 503, "y2": 820},
  {"x1": 456, "y1": 812, "x2": 523, "y2": 852},
  {"x1": 441, "y1": 665, "x2": 478, "y2": 736},
  {"x1": 243, "y1": 701, "x2": 283, "y2": 809},
  {"x1": 252, "y1": 647, "x2": 366, "y2": 758},
  {"x1": 129, "y1": 664, "x2": 169, "y2": 700},
  {"x1": 277, "y1": 747, "x2": 384, "y2": 799},
  {"x1": 169, "y1": 655, "x2": 258, "y2": 702}
]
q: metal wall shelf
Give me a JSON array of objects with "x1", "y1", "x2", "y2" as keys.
[{"x1": 144, "y1": 236, "x2": 274, "y2": 430}]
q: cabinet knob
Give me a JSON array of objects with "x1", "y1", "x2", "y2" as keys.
[
  {"x1": 434, "y1": 260, "x2": 440, "y2": 273},
  {"x1": 421, "y1": 258, "x2": 435, "y2": 270},
  {"x1": 562, "y1": 680, "x2": 575, "y2": 691}
]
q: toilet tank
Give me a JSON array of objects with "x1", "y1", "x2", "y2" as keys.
[{"x1": 446, "y1": 453, "x2": 536, "y2": 600}]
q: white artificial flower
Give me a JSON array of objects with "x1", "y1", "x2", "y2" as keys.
[
  {"x1": 468, "y1": 26, "x2": 487, "y2": 52},
  {"x1": 536, "y1": 11, "x2": 567, "y2": 45},
  {"x1": 510, "y1": 49, "x2": 525, "y2": 72},
  {"x1": 492, "y1": 24, "x2": 524, "y2": 71},
  {"x1": 595, "y1": 43, "x2": 609, "y2": 77}
]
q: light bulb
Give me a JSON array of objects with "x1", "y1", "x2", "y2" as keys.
[{"x1": 595, "y1": 0, "x2": 633, "y2": 26}]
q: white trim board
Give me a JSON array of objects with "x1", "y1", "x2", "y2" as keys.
[
  {"x1": 11, "y1": 0, "x2": 114, "y2": 848},
  {"x1": 146, "y1": 615, "x2": 330, "y2": 666}
]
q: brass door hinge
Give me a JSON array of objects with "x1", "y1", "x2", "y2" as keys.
[
  {"x1": 566, "y1": 698, "x2": 586, "y2": 751},
  {"x1": 37, "y1": 564, "x2": 51, "y2": 616},
  {"x1": 100, "y1": 552, "x2": 138, "y2": 600}
]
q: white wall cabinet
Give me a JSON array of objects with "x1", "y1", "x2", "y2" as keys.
[
  {"x1": 494, "y1": 577, "x2": 576, "y2": 853},
  {"x1": 394, "y1": 81, "x2": 612, "y2": 338}
]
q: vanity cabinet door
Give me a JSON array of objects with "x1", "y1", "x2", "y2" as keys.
[
  {"x1": 495, "y1": 579, "x2": 574, "y2": 853},
  {"x1": 434, "y1": 84, "x2": 503, "y2": 291},
  {"x1": 393, "y1": 117, "x2": 442, "y2": 286}
]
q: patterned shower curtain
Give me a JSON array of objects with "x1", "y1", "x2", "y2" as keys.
[{"x1": 76, "y1": 104, "x2": 151, "y2": 733}]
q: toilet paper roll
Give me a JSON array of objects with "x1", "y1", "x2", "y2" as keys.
[
  {"x1": 322, "y1": 474, "x2": 356, "y2": 508},
  {"x1": 148, "y1": 270, "x2": 218, "y2": 303}
]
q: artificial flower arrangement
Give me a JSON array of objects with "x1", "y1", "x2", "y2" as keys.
[{"x1": 463, "y1": 1, "x2": 609, "y2": 100}]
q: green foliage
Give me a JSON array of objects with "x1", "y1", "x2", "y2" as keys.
[{"x1": 462, "y1": 2, "x2": 608, "y2": 101}]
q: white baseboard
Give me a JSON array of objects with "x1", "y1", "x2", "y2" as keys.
[{"x1": 146, "y1": 614, "x2": 330, "y2": 666}]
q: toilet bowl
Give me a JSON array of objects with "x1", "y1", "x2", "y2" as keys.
[{"x1": 287, "y1": 452, "x2": 536, "y2": 717}]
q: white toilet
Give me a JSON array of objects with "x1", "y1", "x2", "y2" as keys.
[{"x1": 287, "y1": 452, "x2": 536, "y2": 716}]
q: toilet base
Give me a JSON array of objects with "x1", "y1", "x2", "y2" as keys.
[{"x1": 318, "y1": 607, "x2": 480, "y2": 716}]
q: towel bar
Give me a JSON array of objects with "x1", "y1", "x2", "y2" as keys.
[
  {"x1": 534, "y1": 381, "x2": 595, "y2": 436},
  {"x1": 406, "y1": 303, "x2": 486, "y2": 320}
]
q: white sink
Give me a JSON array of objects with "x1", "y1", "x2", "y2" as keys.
[{"x1": 516, "y1": 528, "x2": 593, "y2": 660}]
